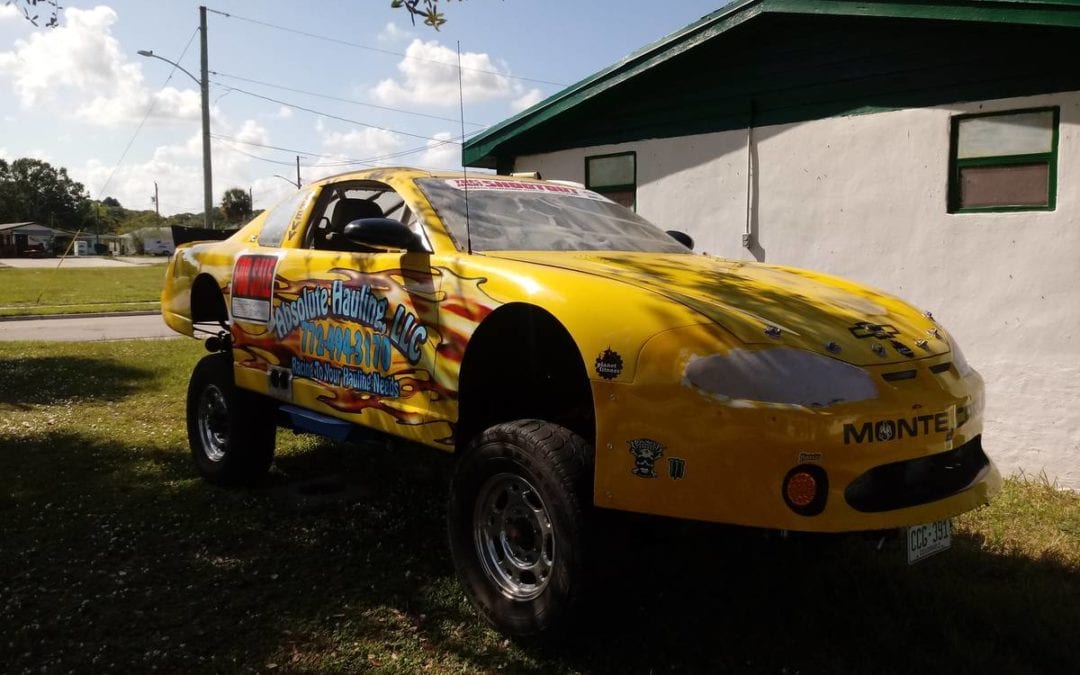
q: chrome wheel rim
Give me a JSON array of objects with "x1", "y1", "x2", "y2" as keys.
[
  {"x1": 473, "y1": 472, "x2": 555, "y2": 601},
  {"x1": 197, "y1": 384, "x2": 229, "y2": 462}
]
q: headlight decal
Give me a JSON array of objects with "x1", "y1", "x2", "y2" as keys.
[{"x1": 684, "y1": 347, "x2": 877, "y2": 408}]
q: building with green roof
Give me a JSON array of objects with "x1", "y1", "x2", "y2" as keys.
[{"x1": 464, "y1": 0, "x2": 1080, "y2": 489}]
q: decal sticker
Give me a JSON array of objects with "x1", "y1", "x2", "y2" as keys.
[
  {"x1": 876, "y1": 421, "x2": 896, "y2": 442},
  {"x1": 668, "y1": 457, "x2": 686, "y2": 480},
  {"x1": 268, "y1": 276, "x2": 430, "y2": 397},
  {"x1": 843, "y1": 412, "x2": 952, "y2": 445},
  {"x1": 231, "y1": 254, "x2": 279, "y2": 323},
  {"x1": 849, "y1": 322, "x2": 899, "y2": 340},
  {"x1": 267, "y1": 365, "x2": 293, "y2": 401},
  {"x1": 229, "y1": 266, "x2": 499, "y2": 447},
  {"x1": 798, "y1": 451, "x2": 822, "y2": 463},
  {"x1": 595, "y1": 348, "x2": 623, "y2": 380},
  {"x1": 891, "y1": 340, "x2": 914, "y2": 358},
  {"x1": 628, "y1": 438, "x2": 664, "y2": 478},
  {"x1": 444, "y1": 178, "x2": 608, "y2": 201}
]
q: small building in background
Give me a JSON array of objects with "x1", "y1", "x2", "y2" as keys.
[
  {"x1": 0, "y1": 222, "x2": 60, "y2": 256},
  {"x1": 464, "y1": 0, "x2": 1080, "y2": 489},
  {"x1": 119, "y1": 227, "x2": 175, "y2": 256}
]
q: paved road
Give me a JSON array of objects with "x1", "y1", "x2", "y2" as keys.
[
  {"x1": 0, "y1": 256, "x2": 168, "y2": 269},
  {"x1": 0, "y1": 313, "x2": 180, "y2": 341}
]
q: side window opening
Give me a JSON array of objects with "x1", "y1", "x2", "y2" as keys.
[
  {"x1": 257, "y1": 188, "x2": 312, "y2": 247},
  {"x1": 304, "y1": 181, "x2": 430, "y2": 253}
]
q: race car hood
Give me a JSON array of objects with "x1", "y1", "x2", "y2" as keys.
[{"x1": 486, "y1": 251, "x2": 948, "y2": 366}]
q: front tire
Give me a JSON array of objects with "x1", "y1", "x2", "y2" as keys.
[
  {"x1": 186, "y1": 353, "x2": 276, "y2": 485},
  {"x1": 448, "y1": 420, "x2": 592, "y2": 636}
]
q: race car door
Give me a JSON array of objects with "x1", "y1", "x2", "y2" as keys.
[{"x1": 263, "y1": 180, "x2": 453, "y2": 449}]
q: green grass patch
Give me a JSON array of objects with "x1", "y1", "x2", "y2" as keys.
[
  {"x1": 0, "y1": 339, "x2": 1077, "y2": 673},
  {"x1": 0, "y1": 266, "x2": 165, "y2": 316}
]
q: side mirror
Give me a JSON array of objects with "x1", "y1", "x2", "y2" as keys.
[
  {"x1": 342, "y1": 218, "x2": 425, "y2": 253},
  {"x1": 666, "y1": 230, "x2": 694, "y2": 250}
]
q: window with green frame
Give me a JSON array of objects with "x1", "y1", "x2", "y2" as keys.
[
  {"x1": 585, "y1": 152, "x2": 636, "y2": 210},
  {"x1": 948, "y1": 107, "x2": 1059, "y2": 213}
]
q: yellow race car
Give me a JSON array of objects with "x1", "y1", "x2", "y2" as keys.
[{"x1": 162, "y1": 168, "x2": 999, "y2": 636}]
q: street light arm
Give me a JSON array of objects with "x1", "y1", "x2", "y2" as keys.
[
  {"x1": 273, "y1": 174, "x2": 301, "y2": 189},
  {"x1": 137, "y1": 49, "x2": 201, "y2": 87}
]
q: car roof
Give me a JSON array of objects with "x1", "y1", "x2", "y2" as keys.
[{"x1": 306, "y1": 166, "x2": 549, "y2": 188}]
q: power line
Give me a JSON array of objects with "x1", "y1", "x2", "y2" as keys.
[
  {"x1": 204, "y1": 7, "x2": 567, "y2": 88},
  {"x1": 215, "y1": 137, "x2": 466, "y2": 179},
  {"x1": 211, "y1": 123, "x2": 484, "y2": 161},
  {"x1": 211, "y1": 81, "x2": 455, "y2": 144},
  {"x1": 93, "y1": 26, "x2": 200, "y2": 199},
  {"x1": 215, "y1": 139, "x2": 305, "y2": 167},
  {"x1": 211, "y1": 134, "x2": 379, "y2": 165},
  {"x1": 211, "y1": 70, "x2": 488, "y2": 127},
  {"x1": 212, "y1": 131, "x2": 463, "y2": 167}
]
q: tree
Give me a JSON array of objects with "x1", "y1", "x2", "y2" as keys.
[
  {"x1": 390, "y1": 0, "x2": 465, "y2": 30},
  {"x1": 0, "y1": 157, "x2": 92, "y2": 229},
  {"x1": 220, "y1": 188, "x2": 252, "y2": 224},
  {"x1": 6, "y1": 0, "x2": 61, "y2": 28}
]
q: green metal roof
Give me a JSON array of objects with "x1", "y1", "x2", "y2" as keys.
[{"x1": 463, "y1": 0, "x2": 1080, "y2": 168}]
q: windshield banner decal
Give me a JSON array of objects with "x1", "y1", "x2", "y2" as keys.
[{"x1": 444, "y1": 178, "x2": 608, "y2": 201}]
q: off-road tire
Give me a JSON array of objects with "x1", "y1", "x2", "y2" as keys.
[
  {"x1": 186, "y1": 353, "x2": 276, "y2": 485},
  {"x1": 448, "y1": 419, "x2": 592, "y2": 636}
]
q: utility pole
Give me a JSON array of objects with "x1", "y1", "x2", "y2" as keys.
[
  {"x1": 248, "y1": 186, "x2": 253, "y2": 219},
  {"x1": 153, "y1": 181, "x2": 160, "y2": 218},
  {"x1": 296, "y1": 155, "x2": 301, "y2": 188},
  {"x1": 199, "y1": 6, "x2": 214, "y2": 229}
]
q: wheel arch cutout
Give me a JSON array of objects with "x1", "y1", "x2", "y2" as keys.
[
  {"x1": 456, "y1": 303, "x2": 595, "y2": 453},
  {"x1": 190, "y1": 273, "x2": 229, "y2": 325}
]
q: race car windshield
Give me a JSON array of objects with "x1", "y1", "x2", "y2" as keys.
[{"x1": 415, "y1": 177, "x2": 690, "y2": 253}]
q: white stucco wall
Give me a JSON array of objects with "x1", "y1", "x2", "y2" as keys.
[{"x1": 517, "y1": 90, "x2": 1080, "y2": 490}]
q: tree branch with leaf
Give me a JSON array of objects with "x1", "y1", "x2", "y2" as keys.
[{"x1": 5, "y1": 0, "x2": 61, "y2": 28}]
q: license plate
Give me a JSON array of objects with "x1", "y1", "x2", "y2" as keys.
[{"x1": 906, "y1": 519, "x2": 952, "y2": 564}]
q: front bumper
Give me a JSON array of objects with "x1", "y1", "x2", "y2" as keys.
[{"x1": 591, "y1": 324, "x2": 1001, "y2": 532}]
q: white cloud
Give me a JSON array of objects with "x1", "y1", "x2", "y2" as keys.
[
  {"x1": 0, "y1": 6, "x2": 203, "y2": 126},
  {"x1": 372, "y1": 39, "x2": 528, "y2": 108},
  {"x1": 24, "y1": 148, "x2": 52, "y2": 163},
  {"x1": 417, "y1": 132, "x2": 460, "y2": 170},
  {"x1": 235, "y1": 119, "x2": 270, "y2": 147},
  {"x1": 0, "y1": 5, "x2": 18, "y2": 21},
  {"x1": 510, "y1": 88, "x2": 544, "y2": 113},
  {"x1": 0, "y1": 147, "x2": 8, "y2": 159},
  {"x1": 74, "y1": 119, "x2": 281, "y2": 214},
  {"x1": 274, "y1": 106, "x2": 293, "y2": 120},
  {"x1": 321, "y1": 127, "x2": 404, "y2": 162},
  {"x1": 377, "y1": 22, "x2": 412, "y2": 44}
]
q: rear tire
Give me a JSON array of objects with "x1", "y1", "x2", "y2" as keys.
[
  {"x1": 186, "y1": 353, "x2": 276, "y2": 485},
  {"x1": 448, "y1": 419, "x2": 592, "y2": 636}
]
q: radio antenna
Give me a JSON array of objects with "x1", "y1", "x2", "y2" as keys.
[{"x1": 457, "y1": 41, "x2": 473, "y2": 254}]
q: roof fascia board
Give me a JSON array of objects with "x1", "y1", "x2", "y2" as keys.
[
  {"x1": 463, "y1": 0, "x2": 767, "y2": 166},
  {"x1": 464, "y1": 0, "x2": 1080, "y2": 166},
  {"x1": 771, "y1": 0, "x2": 1080, "y2": 27}
]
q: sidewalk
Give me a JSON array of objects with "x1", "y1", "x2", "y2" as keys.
[
  {"x1": 0, "y1": 312, "x2": 178, "y2": 341},
  {"x1": 0, "y1": 256, "x2": 168, "y2": 269}
]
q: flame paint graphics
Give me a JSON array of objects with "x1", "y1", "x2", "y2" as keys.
[{"x1": 232, "y1": 265, "x2": 498, "y2": 435}]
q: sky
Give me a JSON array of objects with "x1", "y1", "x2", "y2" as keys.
[{"x1": 0, "y1": 0, "x2": 726, "y2": 216}]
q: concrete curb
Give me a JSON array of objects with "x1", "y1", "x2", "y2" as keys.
[{"x1": 0, "y1": 310, "x2": 160, "y2": 322}]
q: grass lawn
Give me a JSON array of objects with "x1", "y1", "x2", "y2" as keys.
[
  {"x1": 1, "y1": 339, "x2": 1077, "y2": 674},
  {"x1": 0, "y1": 266, "x2": 165, "y2": 316}
]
